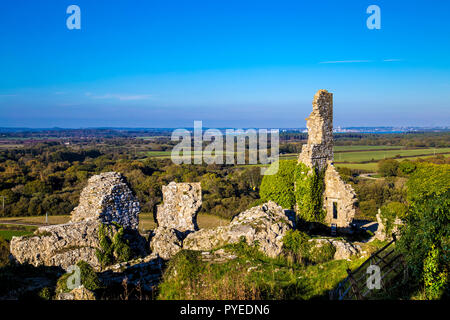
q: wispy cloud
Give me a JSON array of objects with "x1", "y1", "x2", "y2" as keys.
[
  {"x1": 319, "y1": 60, "x2": 372, "y2": 64},
  {"x1": 86, "y1": 93, "x2": 153, "y2": 101},
  {"x1": 319, "y1": 59, "x2": 403, "y2": 64}
]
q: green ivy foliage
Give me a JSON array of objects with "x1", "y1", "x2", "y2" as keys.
[
  {"x1": 379, "y1": 201, "x2": 407, "y2": 235},
  {"x1": 96, "y1": 223, "x2": 133, "y2": 268},
  {"x1": 56, "y1": 260, "x2": 103, "y2": 294},
  {"x1": 259, "y1": 160, "x2": 297, "y2": 209},
  {"x1": 260, "y1": 160, "x2": 326, "y2": 223},
  {"x1": 295, "y1": 163, "x2": 326, "y2": 223}
]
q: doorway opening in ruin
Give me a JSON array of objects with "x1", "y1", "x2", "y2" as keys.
[{"x1": 332, "y1": 202, "x2": 338, "y2": 219}]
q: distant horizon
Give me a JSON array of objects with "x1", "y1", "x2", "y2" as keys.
[
  {"x1": 0, "y1": 125, "x2": 448, "y2": 131},
  {"x1": 1, "y1": 1, "x2": 449, "y2": 127}
]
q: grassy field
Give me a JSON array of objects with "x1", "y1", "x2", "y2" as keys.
[
  {"x1": 139, "y1": 213, "x2": 229, "y2": 232},
  {"x1": 245, "y1": 146, "x2": 449, "y2": 171},
  {"x1": 333, "y1": 147, "x2": 450, "y2": 163},
  {"x1": 0, "y1": 144, "x2": 25, "y2": 149},
  {"x1": 333, "y1": 145, "x2": 404, "y2": 151},
  {"x1": 334, "y1": 162, "x2": 379, "y2": 171},
  {"x1": 0, "y1": 224, "x2": 36, "y2": 240},
  {"x1": 0, "y1": 213, "x2": 229, "y2": 234},
  {"x1": 0, "y1": 215, "x2": 70, "y2": 225},
  {"x1": 157, "y1": 240, "x2": 390, "y2": 300}
]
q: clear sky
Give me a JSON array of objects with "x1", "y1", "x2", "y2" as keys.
[{"x1": 0, "y1": 0, "x2": 449, "y2": 128}]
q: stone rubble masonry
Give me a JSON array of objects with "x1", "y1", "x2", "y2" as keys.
[
  {"x1": 298, "y1": 90, "x2": 334, "y2": 171},
  {"x1": 9, "y1": 172, "x2": 143, "y2": 271},
  {"x1": 150, "y1": 182, "x2": 202, "y2": 259},
  {"x1": 183, "y1": 201, "x2": 295, "y2": 258},
  {"x1": 156, "y1": 181, "x2": 202, "y2": 233},
  {"x1": 71, "y1": 172, "x2": 140, "y2": 230},
  {"x1": 297, "y1": 90, "x2": 357, "y2": 231},
  {"x1": 150, "y1": 227, "x2": 184, "y2": 260},
  {"x1": 99, "y1": 253, "x2": 163, "y2": 292},
  {"x1": 10, "y1": 220, "x2": 102, "y2": 270},
  {"x1": 323, "y1": 161, "x2": 358, "y2": 229}
]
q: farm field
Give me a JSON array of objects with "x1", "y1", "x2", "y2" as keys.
[
  {"x1": 139, "y1": 213, "x2": 229, "y2": 232},
  {"x1": 0, "y1": 213, "x2": 229, "y2": 235},
  {"x1": 333, "y1": 145, "x2": 404, "y2": 151},
  {"x1": 333, "y1": 147, "x2": 450, "y2": 162},
  {"x1": 0, "y1": 224, "x2": 36, "y2": 240},
  {"x1": 257, "y1": 146, "x2": 450, "y2": 171}
]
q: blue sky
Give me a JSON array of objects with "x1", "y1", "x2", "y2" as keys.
[{"x1": 0, "y1": 0, "x2": 449, "y2": 128}]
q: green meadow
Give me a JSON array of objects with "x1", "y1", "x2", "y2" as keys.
[{"x1": 140, "y1": 146, "x2": 449, "y2": 172}]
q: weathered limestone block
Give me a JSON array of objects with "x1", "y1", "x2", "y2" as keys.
[
  {"x1": 183, "y1": 201, "x2": 295, "y2": 258},
  {"x1": 71, "y1": 172, "x2": 140, "y2": 230},
  {"x1": 323, "y1": 162, "x2": 357, "y2": 230},
  {"x1": 156, "y1": 182, "x2": 202, "y2": 233},
  {"x1": 10, "y1": 220, "x2": 102, "y2": 270},
  {"x1": 10, "y1": 172, "x2": 145, "y2": 271},
  {"x1": 310, "y1": 238, "x2": 362, "y2": 260},
  {"x1": 298, "y1": 89, "x2": 334, "y2": 170},
  {"x1": 150, "y1": 227, "x2": 183, "y2": 260},
  {"x1": 99, "y1": 253, "x2": 163, "y2": 292}
]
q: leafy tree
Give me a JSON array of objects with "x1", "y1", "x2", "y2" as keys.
[
  {"x1": 398, "y1": 160, "x2": 417, "y2": 176},
  {"x1": 397, "y1": 163, "x2": 449, "y2": 299},
  {"x1": 378, "y1": 159, "x2": 399, "y2": 177}
]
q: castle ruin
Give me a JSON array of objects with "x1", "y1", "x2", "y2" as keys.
[{"x1": 298, "y1": 90, "x2": 357, "y2": 232}]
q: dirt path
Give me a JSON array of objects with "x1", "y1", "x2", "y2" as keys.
[{"x1": 359, "y1": 173, "x2": 383, "y2": 180}]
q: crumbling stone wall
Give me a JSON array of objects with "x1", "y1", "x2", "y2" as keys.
[
  {"x1": 150, "y1": 182, "x2": 295, "y2": 259},
  {"x1": 183, "y1": 201, "x2": 295, "y2": 258},
  {"x1": 156, "y1": 182, "x2": 201, "y2": 233},
  {"x1": 323, "y1": 162, "x2": 357, "y2": 230},
  {"x1": 71, "y1": 172, "x2": 140, "y2": 230},
  {"x1": 298, "y1": 90, "x2": 334, "y2": 171},
  {"x1": 297, "y1": 90, "x2": 357, "y2": 231},
  {"x1": 10, "y1": 172, "x2": 144, "y2": 270},
  {"x1": 150, "y1": 182, "x2": 202, "y2": 259}
]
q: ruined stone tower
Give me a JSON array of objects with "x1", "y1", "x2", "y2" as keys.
[
  {"x1": 298, "y1": 90, "x2": 357, "y2": 232},
  {"x1": 298, "y1": 90, "x2": 334, "y2": 170}
]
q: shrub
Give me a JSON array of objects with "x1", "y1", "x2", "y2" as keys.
[
  {"x1": 398, "y1": 160, "x2": 416, "y2": 175},
  {"x1": 77, "y1": 260, "x2": 103, "y2": 291},
  {"x1": 282, "y1": 230, "x2": 311, "y2": 264},
  {"x1": 379, "y1": 201, "x2": 407, "y2": 235},
  {"x1": 38, "y1": 287, "x2": 53, "y2": 300},
  {"x1": 56, "y1": 260, "x2": 103, "y2": 294},
  {"x1": 308, "y1": 242, "x2": 336, "y2": 264},
  {"x1": 397, "y1": 163, "x2": 449, "y2": 297},
  {"x1": 96, "y1": 223, "x2": 133, "y2": 268},
  {"x1": 0, "y1": 236, "x2": 9, "y2": 267},
  {"x1": 260, "y1": 160, "x2": 297, "y2": 209},
  {"x1": 378, "y1": 159, "x2": 399, "y2": 177},
  {"x1": 423, "y1": 245, "x2": 448, "y2": 300}
]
